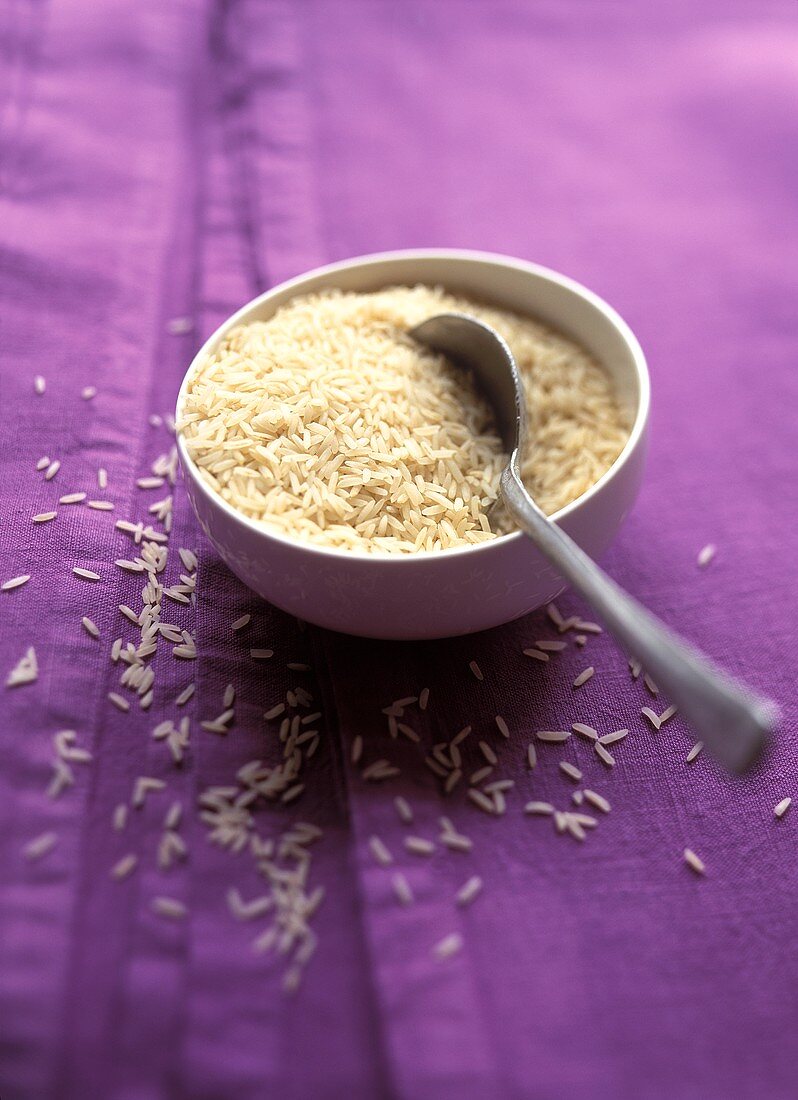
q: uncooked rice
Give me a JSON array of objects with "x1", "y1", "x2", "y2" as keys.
[
  {"x1": 683, "y1": 848, "x2": 706, "y2": 875},
  {"x1": 583, "y1": 789, "x2": 611, "y2": 814},
  {"x1": 178, "y1": 286, "x2": 628, "y2": 553},
  {"x1": 151, "y1": 896, "x2": 187, "y2": 919},
  {"x1": 536, "y1": 730, "x2": 570, "y2": 743},
  {"x1": 111, "y1": 853, "x2": 138, "y2": 879},
  {"x1": 697, "y1": 544, "x2": 716, "y2": 568},
  {"x1": 573, "y1": 667, "x2": 595, "y2": 688},
  {"x1": 7, "y1": 647, "x2": 38, "y2": 687},
  {"x1": 599, "y1": 729, "x2": 628, "y2": 747},
  {"x1": 478, "y1": 741, "x2": 498, "y2": 764},
  {"x1": 594, "y1": 742, "x2": 616, "y2": 767},
  {"x1": 439, "y1": 831, "x2": 472, "y2": 853},
  {"x1": 81, "y1": 617, "x2": 100, "y2": 638},
  {"x1": 524, "y1": 801, "x2": 554, "y2": 815},
  {"x1": 392, "y1": 872, "x2": 414, "y2": 905},
  {"x1": 572, "y1": 723, "x2": 598, "y2": 741},
  {"x1": 433, "y1": 932, "x2": 464, "y2": 960},
  {"x1": 456, "y1": 875, "x2": 483, "y2": 907},
  {"x1": 394, "y1": 796, "x2": 413, "y2": 824},
  {"x1": 405, "y1": 836, "x2": 435, "y2": 856},
  {"x1": 641, "y1": 707, "x2": 661, "y2": 730},
  {"x1": 774, "y1": 797, "x2": 792, "y2": 819},
  {"x1": 73, "y1": 567, "x2": 100, "y2": 581},
  {"x1": 368, "y1": 835, "x2": 393, "y2": 865},
  {"x1": 24, "y1": 832, "x2": 58, "y2": 860},
  {"x1": 2, "y1": 574, "x2": 31, "y2": 591},
  {"x1": 467, "y1": 789, "x2": 495, "y2": 814}
]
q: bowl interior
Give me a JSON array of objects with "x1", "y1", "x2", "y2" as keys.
[{"x1": 176, "y1": 250, "x2": 648, "y2": 558}]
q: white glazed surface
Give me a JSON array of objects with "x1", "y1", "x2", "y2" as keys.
[{"x1": 176, "y1": 250, "x2": 649, "y2": 639}]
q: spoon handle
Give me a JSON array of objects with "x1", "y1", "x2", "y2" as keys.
[{"x1": 501, "y1": 466, "x2": 778, "y2": 772}]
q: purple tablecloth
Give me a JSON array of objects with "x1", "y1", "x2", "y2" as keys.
[{"x1": 2, "y1": 2, "x2": 797, "y2": 1097}]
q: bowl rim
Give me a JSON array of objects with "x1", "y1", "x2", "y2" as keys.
[{"x1": 175, "y1": 248, "x2": 650, "y2": 566}]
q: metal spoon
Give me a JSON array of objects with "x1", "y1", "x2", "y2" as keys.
[{"x1": 410, "y1": 312, "x2": 778, "y2": 772}]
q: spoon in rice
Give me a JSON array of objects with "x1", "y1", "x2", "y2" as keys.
[{"x1": 410, "y1": 313, "x2": 778, "y2": 772}]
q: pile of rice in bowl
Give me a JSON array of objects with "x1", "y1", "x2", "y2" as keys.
[{"x1": 177, "y1": 286, "x2": 629, "y2": 553}]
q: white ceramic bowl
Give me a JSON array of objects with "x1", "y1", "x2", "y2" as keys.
[{"x1": 176, "y1": 250, "x2": 649, "y2": 639}]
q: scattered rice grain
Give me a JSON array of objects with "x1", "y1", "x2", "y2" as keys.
[
  {"x1": 2, "y1": 574, "x2": 31, "y2": 592},
  {"x1": 684, "y1": 848, "x2": 706, "y2": 875},
  {"x1": 394, "y1": 796, "x2": 413, "y2": 824},
  {"x1": 73, "y1": 567, "x2": 100, "y2": 581},
  {"x1": 583, "y1": 789, "x2": 611, "y2": 814},
  {"x1": 81, "y1": 616, "x2": 100, "y2": 638},
  {"x1": 456, "y1": 876, "x2": 483, "y2": 907},
  {"x1": 392, "y1": 873, "x2": 413, "y2": 905},
  {"x1": 111, "y1": 854, "x2": 138, "y2": 880},
  {"x1": 433, "y1": 932, "x2": 463, "y2": 960},
  {"x1": 24, "y1": 832, "x2": 57, "y2": 859},
  {"x1": 595, "y1": 742, "x2": 615, "y2": 767},
  {"x1": 697, "y1": 544, "x2": 716, "y2": 568},
  {"x1": 151, "y1": 896, "x2": 187, "y2": 919},
  {"x1": 368, "y1": 835, "x2": 393, "y2": 866},
  {"x1": 405, "y1": 836, "x2": 435, "y2": 856}
]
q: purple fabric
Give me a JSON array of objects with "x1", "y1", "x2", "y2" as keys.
[{"x1": 1, "y1": 1, "x2": 797, "y2": 1097}]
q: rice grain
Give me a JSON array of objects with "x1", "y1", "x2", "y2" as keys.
[
  {"x1": 456, "y1": 875, "x2": 483, "y2": 907},
  {"x1": 684, "y1": 848, "x2": 706, "y2": 875},
  {"x1": 2, "y1": 574, "x2": 31, "y2": 591},
  {"x1": 573, "y1": 667, "x2": 595, "y2": 688}
]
